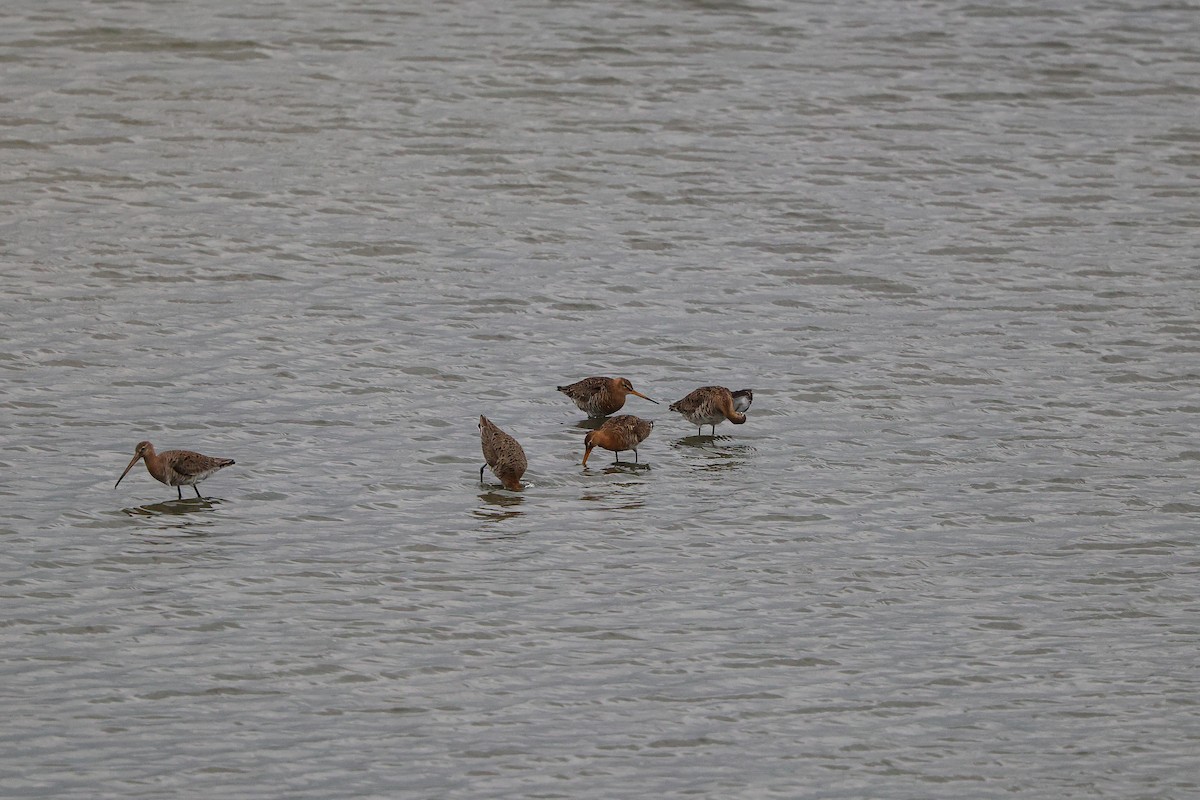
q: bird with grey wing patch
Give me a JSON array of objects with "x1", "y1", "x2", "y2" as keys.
[{"x1": 668, "y1": 386, "x2": 753, "y2": 436}]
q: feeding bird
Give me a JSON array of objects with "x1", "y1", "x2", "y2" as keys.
[
  {"x1": 114, "y1": 441, "x2": 235, "y2": 500},
  {"x1": 479, "y1": 415, "x2": 528, "y2": 491},
  {"x1": 582, "y1": 414, "x2": 654, "y2": 466}
]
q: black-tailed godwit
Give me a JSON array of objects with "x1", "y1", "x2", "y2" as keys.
[
  {"x1": 557, "y1": 376, "x2": 657, "y2": 418},
  {"x1": 582, "y1": 414, "x2": 654, "y2": 466},
  {"x1": 114, "y1": 441, "x2": 235, "y2": 500},
  {"x1": 479, "y1": 416, "x2": 528, "y2": 491},
  {"x1": 668, "y1": 386, "x2": 753, "y2": 436}
]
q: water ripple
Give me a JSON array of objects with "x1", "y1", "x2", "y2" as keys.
[{"x1": 2, "y1": 0, "x2": 1199, "y2": 797}]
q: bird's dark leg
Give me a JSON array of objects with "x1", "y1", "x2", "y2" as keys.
[
  {"x1": 633, "y1": 450, "x2": 639, "y2": 464},
  {"x1": 614, "y1": 451, "x2": 621, "y2": 463},
  {"x1": 193, "y1": 485, "x2": 203, "y2": 499},
  {"x1": 176, "y1": 486, "x2": 183, "y2": 500},
  {"x1": 696, "y1": 427, "x2": 702, "y2": 437},
  {"x1": 480, "y1": 465, "x2": 486, "y2": 483}
]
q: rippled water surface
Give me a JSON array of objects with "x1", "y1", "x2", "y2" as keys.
[{"x1": 3, "y1": 1, "x2": 1199, "y2": 797}]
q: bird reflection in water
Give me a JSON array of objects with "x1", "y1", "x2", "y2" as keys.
[
  {"x1": 122, "y1": 497, "x2": 221, "y2": 517},
  {"x1": 474, "y1": 488, "x2": 526, "y2": 529}
]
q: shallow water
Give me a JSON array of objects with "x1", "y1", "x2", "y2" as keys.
[{"x1": 2, "y1": 0, "x2": 1199, "y2": 797}]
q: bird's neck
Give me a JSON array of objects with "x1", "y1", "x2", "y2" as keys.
[{"x1": 143, "y1": 452, "x2": 168, "y2": 483}]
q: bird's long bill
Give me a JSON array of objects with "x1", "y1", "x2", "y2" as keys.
[
  {"x1": 582, "y1": 445, "x2": 594, "y2": 467},
  {"x1": 630, "y1": 389, "x2": 659, "y2": 404},
  {"x1": 114, "y1": 453, "x2": 142, "y2": 489}
]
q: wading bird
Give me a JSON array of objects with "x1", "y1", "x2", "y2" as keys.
[
  {"x1": 668, "y1": 386, "x2": 753, "y2": 436},
  {"x1": 556, "y1": 376, "x2": 657, "y2": 417},
  {"x1": 479, "y1": 415, "x2": 527, "y2": 491},
  {"x1": 114, "y1": 441, "x2": 235, "y2": 500},
  {"x1": 582, "y1": 415, "x2": 654, "y2": 466}
]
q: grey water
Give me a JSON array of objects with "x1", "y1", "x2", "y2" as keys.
[{"x1": 2, "y1": 0, "x2": 1198, "y2": 797}]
